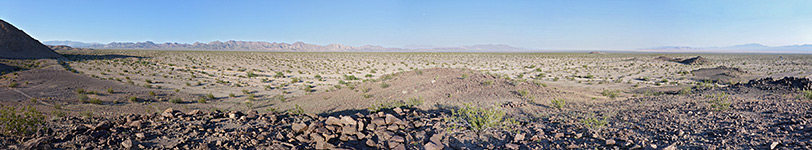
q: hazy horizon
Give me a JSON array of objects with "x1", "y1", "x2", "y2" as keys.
[{"x1": 3, "y1": 0, "x2": 812, "y2": 50}]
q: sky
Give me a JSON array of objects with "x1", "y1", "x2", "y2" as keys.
[{"x1": 2, "y1": 0, "x2": 811, "y2": 50}]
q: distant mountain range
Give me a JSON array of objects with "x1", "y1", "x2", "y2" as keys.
[
  {"x1": 641, "y1": 43, "x2": 812, "y2": 53},
  {"x1": 43, "y1": 40, "x2": 529, "y2": 52}
]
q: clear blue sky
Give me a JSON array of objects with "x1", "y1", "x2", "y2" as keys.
[{"x1": 2, "y1": 0, "x2": 811, "y2": 50}]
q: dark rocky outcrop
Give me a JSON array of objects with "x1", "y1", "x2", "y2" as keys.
[{"x1": 0, "y1": 19, "x2": 62, "y2": 59}]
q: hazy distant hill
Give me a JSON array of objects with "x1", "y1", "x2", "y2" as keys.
[
  {"x1": 43, "y1": 40, "x2": 531, "y2": 52},
  {"x1": 642, "y1": 43, "x2": 812, "y2": 53}
]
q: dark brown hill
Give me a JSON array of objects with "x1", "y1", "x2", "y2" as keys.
[{"x1": 0, "y1": 19, "x2": 62, "y2": 59}]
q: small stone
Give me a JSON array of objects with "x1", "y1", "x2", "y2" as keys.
[
  {"x1": 505, "y1": 143, "x2": 520, "y2": 149},
  {"x1": 574, "y1": 133, "x2": 583, "y2": 138},
  {"x1": 513, "y1": 133, "x2": 525, "y2": 142},
  {"x1": 326, "y1": 117, "x2": 343, "y2": 126},
  {"x1": 366, "y1": 139, "x2": 377, "y2": 147},
  {"x1": 390, "y1": 135, "x2": 405, "y2": 143},
  {"x1": 646, "y1": 144, "x2": 658, "y2": 149},
  {"x1": 340, "y1": 116, "x2": 357, "y2": 126},
  {"x1": 292, "y1": 123, "x2": 308, "y2": 133},
  {"x1": 315, "y1": 141, "x2": 334, "y2": 149},
  {"x1": 770, "y1": 142, "x2": 779, "y2": 149},
  {"x1": 605, "y1": 139, "x2": 616, "y2": 145},
  {"x1": 162, "y1": 108, "x2": 176, "y2": 118},
  {"x1": 393, "y1": 107, "x2": 403, "y2": 114},
  {"x1": 566, "y1": 144, "x2": 580, "y2": 149},
  {"x1": 372, "y1": 118, "x2": 386, "y2": 126},
  {"x1": 135, "y1": 133, "x2": 146, "y2": 139},
  {"x1": 121, "y1": 139, "x2": 134, "y2": 149},
  {"x1": 554, "y1": 133, "x2": 565, "y2": 138},
  {"x1": 662, "y1": 143, "x2": 677, "y2": 150},
  {"x1": 186, "y1": 109, "x2": 201, "y2": 116},
  {"x1": 384, "y1": 114, "x2": 400, "y2": 125}
]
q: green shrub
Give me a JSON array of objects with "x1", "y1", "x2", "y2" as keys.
[
  {"x1": 448, "y1": 103, "x2": 516, "y2": 135},
  {"x1": 516, "y1": 89, "x2": 529, "y2": 97},
  {"x1": 242, "y1": 89, "x2": 250, "y2": 94},
  {"x1": 246, "y1": 71, "x2": 258, "y2": 78},
  {"x1": 380, "y1": 82, "x2": 390, "y2": 88},
  {"x1": 197, "y1": 97, "x2": 207, "y2": 104},
  {"x1": 551, "y1": 98, "x2": 566, "y2": 109},
  {"x1": 272, "y1": 95, "x2": 286, "y2": 102},
  {"x1": 8, "y1": 82, "x2": 18, "y2": 88},
  {"x1": 344, "y1": 75, "x2": 359, "y2": 80},
  {"x1": 709, "y1": 92, "x2": 731, "y2": 111},
  {"x1": 801, "y1": 90, "x2": 812, "y2": 100},
  {"x1": 368, "y1": 97, "x2": 423, "y2": 113},
  {"x1": 600, "y1": 90, "x2": 620, "y2": 99},
  {"x1": 229, "y1": 93, "x2": 236, "y2": 97},
  {"x1": 291, "y1": 104, "x2": 305, "y2": 115},
  {"x1": 77, "y1": 94, "x2": 89, "y2": 103},
  {"x1": 128, "y1": 96, "x2": 138, "y2": 102},
  {"x1": 0, "y1": 105, "x2": 45, "y2": 136},
  {"x1": 148, "y1": 91, "x2": 156, "y2": 97},
  {"x1": 581, "y1": 113, "x2": 609, "y2": 129},
  {"x1": 169, "y1": 98, "x2": 183, "y2": 104},
  {"x1": 482, "y1": 80, "x2": 493, "y2": 86},
  {"x1": 206, "y1": 93, "x2": 215, "y2": 100},
  {"x1": 106, "y1": 87, "x2": 114, "y2": 94},
  {"x1": 88, "y1": 98, "x2": 103, "y2": 105}
]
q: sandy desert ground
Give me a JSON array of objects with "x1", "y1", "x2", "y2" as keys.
[{"x1": 2, "y1": 50, "x2": 812, "y2": 149}]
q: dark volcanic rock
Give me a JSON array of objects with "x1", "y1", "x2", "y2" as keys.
[{"x1": 0, "y1": 19, "x2": 62, "y2": 59}]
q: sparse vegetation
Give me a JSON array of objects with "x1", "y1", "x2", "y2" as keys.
[
  {"x1": 0, "y1": 105, "x2": 45, "y2": 136},
  {"x1": 368, "y1": 97, "x2": 423, "y2": 113},
  {"x1": 447, "y1": 103, "x2": 517, "y2": 135},
  {"x1": 170, "y1": 98, "x2": 183, "y2": 104},
  {"x1": 551, "y1": 98, "x2": 566, "y2": 109},
  {"x1": 600, "y1": 90, "x2": 620, "y2": 99},
  {"x1": 709, "y1": 92, "x2": 731, "y2": 111}
]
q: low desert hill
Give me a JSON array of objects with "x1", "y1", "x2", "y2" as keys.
[{"x1": 0, "y1": 19, "x2": 62, "y2": 59}]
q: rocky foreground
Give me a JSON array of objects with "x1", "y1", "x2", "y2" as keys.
[{"x1": 3, "y1": 77, "x2": 812, "y2": 150}]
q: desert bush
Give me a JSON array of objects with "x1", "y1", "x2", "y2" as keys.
[
  {"x1": 197, "y1": 97, "x2": 207, "y2": 104},
  {"x1": 380, "y1": 82, "x2": 390, "y2": 88},
  {"x1": 709, "y1": 92, "x2": 731, "y2": 111},
  {"x1": 246, "y1": 71, "x2": 258, "y2": 78},
  {"x1": 0, "y1": 105, "x2": 45, "y2": 136},
  {"x1": 272, "y1": 95, "x2": 286, "y2": 102},
  {"x1": 229, "y1": 93, "x2": 236, "y2": 97},
  {"x1": 368, "y1": 97, "x2": 423, "y2": 113},
  {"x1": 148, "y1": 91, "x2": 156, "y2": 97},
  {"x1": 581, "y1": 113, "x2": 609, "y2": 130},
  {"x1": 274, "y1": 72, "x2": 285, "y2": 78},
  {"x1": 516, "y1": 89, "x2": 529, "y2": 97},
  {"x1": 460, "y1": 74, "x2": 469, "y2": 79},
  {"x1": 88, "y1": 98, "x2": 103, "y2": 105},
  {"x1": 551, "y1": 98, "x2": 566, "y2": 109},
  {"x1": 169, "y1": 98, "x2": 183, "y2": 104},
  {"x1": 291, "y1": 104, "x2": 305, "y2": 115},
  {"x1": 77, "y1": 93, "x2": 89, "y2": 103},
  {"x1": 106, "y1": 87, "x2": 114, "y2": 94},
  {"x1": 801, "y1": 90, "x2": 812, "y2": 100},
  {"x1": 679, "y1": 86, "x2": 693, "y2": 95},
  {"x1": 242, "y1": 89, "x2": 250, "y2": 94},
  {"x1": 129, "y1": 96, "x2": 138, "y2": 102},
  {"x1": 600, "y1": 90, "x2": 620, "y2": 99},
  {"x1": 76, "y1": 88, "x2": 86, "y2": 94},
  {"x1": 8, "y1": 82, "x2": 18, "y2": 88},
  {"x1": 482, "y1": 80, "x2": 493, "y2": 86},
  {"x1": 206, "y1": 93, "x2": 215, "y2": 100},
  {"x1": 344, "y1": 75, "x2": 360, "y2": 80},
  {"x1": 447, "y1": 103, "x2": 517, "y2": 135}
]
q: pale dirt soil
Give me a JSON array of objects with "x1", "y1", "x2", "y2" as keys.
[{"x1": 1, "y1": 50, "x2": 811, "y2": 149}]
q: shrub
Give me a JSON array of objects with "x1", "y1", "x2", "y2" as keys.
[
  {"x1": 709, "y1": 92, "x2": 731, "y2": 111},
  {"x1": 197, "y1": 97, "x2": 207, "y2": 104},
  {"x1": 291, "y1": 104, "x2": 305, "y2": 115},
  {"x1": 516, "y1": 89, "x2": 529, "y2": 97},
  {"x1": 169, "y1": 98, "x2": 183, "y2": 104},
  {"x1": 88, "y1": 98, "x2": 103, "y2": 105},
  {"x1": 0, "y1": 105, "x2": 45, "y2": 136},
  {"x1": 274, "y1": 72, "x2": 285, "y2": 78},
  {"x1": 581, "y1": 113, "x2": 609, "y2": 130},
  {"x1": 600, "y1": 90, "x2": 620, "y2": 99},
  {"x1": 380, "y1": 82, "x2": 390, "y2": 88},
  {"x1": 482, "y1": 80, "x2": 493, "y2": 86},
  {"x1": 272, "y1": 95, "x2": 286, "y2": 102},
  {"x1": 106, "y1": 87, "x2": 114, "y2": 94},
  {"x1": 460, "y1": 74, "x2": 469, "y2": 79},
  {"x1": 76, "y1": 88, "x2": 86, "y2": 94},
  {"x1": 344, "y1": 75, "x2": 359, "y2": 80},
  {"x1": 128, "y1": 96, "x2": 138, "y2": 102},
  {"x1": 801, "y1": 90, "x2": 812, "y2": 100},
  {"x1": 148, "y1": 91, "x2": 156, "y2": 97},
  {"x1": 206, "y1": 93, "x2": 215, "y2": 100},
  {"x1": 246, "y1": 71, "x2": 258, "y2": 78},
  {"x1": 242, "y1": 89, "x2": 250, "y2": 94},
  {"x1": 77, "y1": 94, "x2": 89, "y2": 103},
  {"x1": 551, "y1": 98, "x2": 566, "y2": 109},
  {"x1": 448, "y1": 103, "x2": 516, "y2": 135},
  {"x1": 368, "y1": 97, "x2": 423, "y2": 113},
  {"x1": 8, "y1": 82, "x2": 18, "y2": 88},
  {"x1": 229, "y1": 93, "x2": 236, "y2": 97}
]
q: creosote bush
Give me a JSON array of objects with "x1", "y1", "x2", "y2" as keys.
[
  {"x1": 0, "y1": 105, "x2": 45, "y2": 136},
  {"x1": 551, "y1": 98, "x2": 566, "y2": 109},
  {"x1": 368, "y1": 97, "x2": 423, "y2": 113},
  {"x1": 447, "y1": 103, "x2": 517, "y2": 135},
  {"x1": 709, "y1": 92, "x2": 731, "y2": 111}
]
